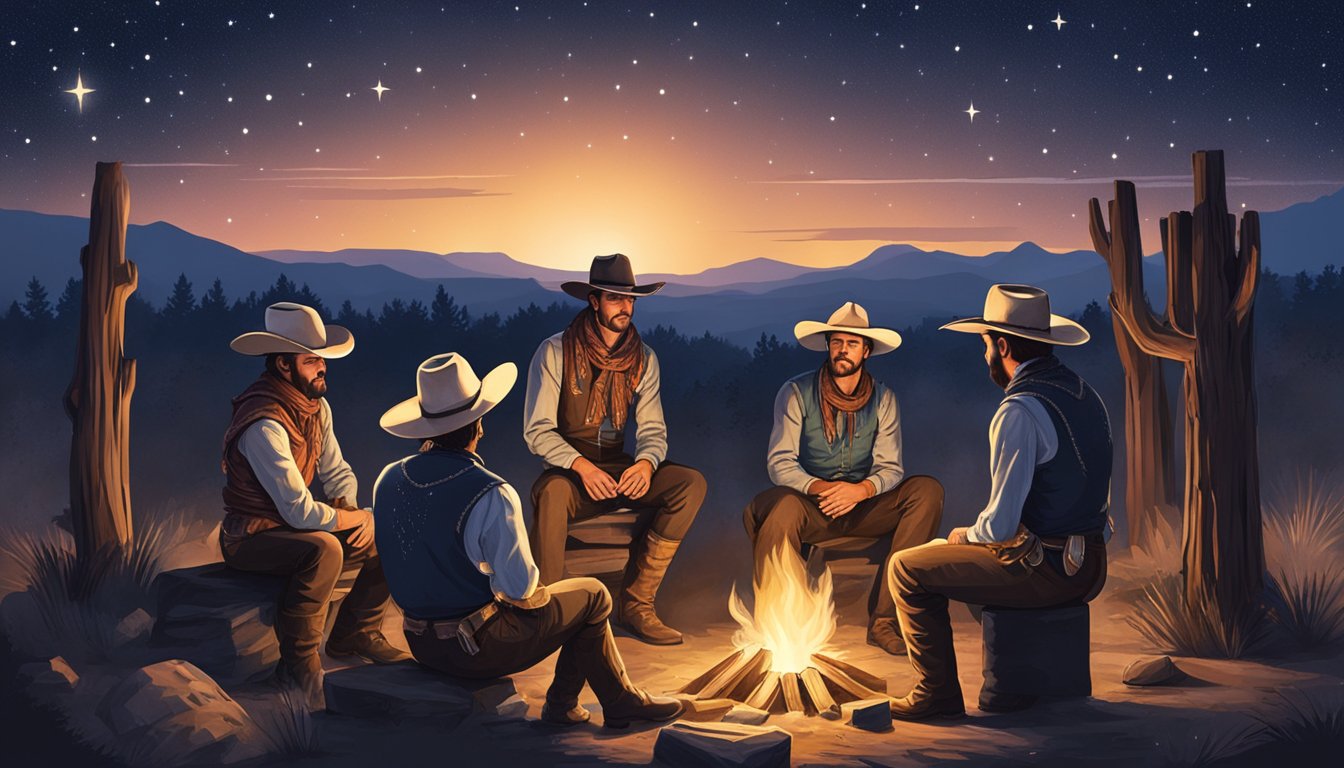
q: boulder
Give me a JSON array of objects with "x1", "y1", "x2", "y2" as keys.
[
  {"x1": 19, "y1": 656, "x2": 80, "y2": 707},
  {"x1": 1122, "y1": 655, "x2": 1186, "y2": 687},
  {"x1": 722, "y1": 704, "x2": 770, "y2": 726},
  {"x1": 323, "y1": 663, "x2": 521, "y2": 724},
  {"x1": 113, "y1": 608, "x2": 154, "y2": 647},
  {"x1": 842, "y1": 698, "x2": 892, "y2": 732},
  {"x1": 149, "y1": 564, "x2": 284, "y2": 685},
  {"x1": 654, "y1": 721, "x2": 791, "y2": 768},
  {"x1": 97, "y1": 659, "x2": 266, "y2": 765}
]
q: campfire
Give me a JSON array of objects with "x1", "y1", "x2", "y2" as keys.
[{"x1": 679, "y1": 547, "x2": 887, "y2": 718}]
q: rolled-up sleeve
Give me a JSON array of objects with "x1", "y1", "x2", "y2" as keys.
[
  {"x1": 766, "y1": 382, "x2": 817, "y2": 494},
  {"x1": 631, "y1": 346, "x2": 668, "y2": 470},
  {"x1": 462, "y1": 484, "x2": 542, "y2": 602},
  {"x1": 523, "y1": 336, "x2": 583, "y2": 470},
  {"x1": 237, "y1": 419, "x2": 339, "y2": 531},
  {"x1": 315, "y1": 399, "x2": 359, "y2": 506},
  {"x1": 864, "y1": 389, "x2": 905, "y2": 495}
]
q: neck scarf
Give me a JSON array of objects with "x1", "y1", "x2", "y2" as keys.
[
  {"x1": 817, "y1": 363, "x2": 874, "y2": 446},
  {"x1": 561, "y1": 307, "x2": 644, "y2": 431}
]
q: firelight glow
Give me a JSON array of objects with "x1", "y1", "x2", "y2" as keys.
[{"x1": 729, "y1": 546, "x2": 839, "y2": 674}]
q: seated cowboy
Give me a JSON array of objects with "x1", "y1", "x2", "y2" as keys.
[
  {"x1": 372, "y1": 352, "x2": 686, "y2": 728},
  {"x1": 743, "y1": 301, "x2": 944, "y2": 656},
  {"x1": 886, "y1": 284, "x2": 1112, "y2": 720}
]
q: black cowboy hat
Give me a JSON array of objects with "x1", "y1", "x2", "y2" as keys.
[{"x1": 561, "y1": 253, "x2": 665, "y2": 301}]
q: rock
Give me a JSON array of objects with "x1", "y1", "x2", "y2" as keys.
[
  {"x1": 150, "y1": 564, "x2": 286, "y2": 685},
  {"x1": 97, "y1": 659, "x2": 266, "y2": 765},
  {"x1": 654, "y1": 721, "x2": 791, "y2": 768},
  {"x1": 19, "y1": 656, "x2": 80, "y2": 707},
  {"x1": 722, "y1": 704, "x2": 770, "y2": 726},
  {"x1": 323, "y1": 663, "x2": 519, "y2": 724},
  {"x1": 113, "y1": 608, "x2": 154, "y2": 647},
  {"x1": 842, "y1": 698, "x2": 892, "y2": 732},
  {"x1": 1122, "y1": 656, "x2": 1186, "y2": 687}
]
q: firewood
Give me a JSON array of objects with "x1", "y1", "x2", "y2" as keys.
[
  {"x1": 678, "y1": 648, "x2": 744, "y2": 695},
  {"x1": 800, "y1": 667, "x2": 842, "y2": 720},
  {"x1": 779, "y1": 672, "x2": 805, "y2": 714},
  {"x1": 812, "y1": 653, "x2": 887, "y2": 694},
  {"x1": 744, "y1": 670, "x2": 781, "y2": 712},
  {"x1": 810, "y1": 656, "x2": 884, "y2": 702},
  {"x1": 698, "y1": 648, "x2": 770, "y2": 700}
]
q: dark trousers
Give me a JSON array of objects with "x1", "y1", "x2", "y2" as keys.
[
  {"x1": 405, "y1": 578, "x2": 636, "y2": 707},
  {"x1": 222, "y1": 527, "x2": 390, "y2": 665},
  {"x1": 530, "y1": 452, "x2": 706, "y2": 584},
  {"x1": 886, "y1": 539, "x2": 1107, "y2": 701},
  {"x1": 742, "y1": 476, "x2": 944, "y2": 621}
]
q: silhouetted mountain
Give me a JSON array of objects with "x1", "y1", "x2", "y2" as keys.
[{"x1": 1259, "y1": 186, "x2": 1344, "y2": 275}]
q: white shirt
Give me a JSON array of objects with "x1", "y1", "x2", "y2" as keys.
[
  {"x1": 522, "y1": 331, "x2": 669, "y2": 470},
  {"x1": 765, "y1": 376, "x2": 905, "y2": 495},
  {"x1": 966, "y1": 359, "x2": 1059, "y2": 544},
  {"x1": 236, "y1": 398, "x2": 357, "y2": 531},
  {"x1": 460, "y1": 483, "x2": 542, "y2": 602}
]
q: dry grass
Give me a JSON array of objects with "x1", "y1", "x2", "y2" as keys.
[
  {"x1": 1126, "y1": 573, "x2": 1272, "y2": 659},
  {"x1": 1263, "y1": 471, "x2": 1344, "y2": 649},
  {"x1": 251, "y1": 683, "x2": 322, "y2": 757}
]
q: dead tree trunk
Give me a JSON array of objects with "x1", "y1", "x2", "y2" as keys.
[
  {"x1": 1088, "y1": 150, "x2": 1264, "y2": 639},
  {"x1": 64, "y1": 162, "x2": 137, "y2": 575}
]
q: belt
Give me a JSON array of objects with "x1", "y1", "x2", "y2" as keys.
[
  {"x1": 1038, "y1": 533, "x2": 1106, "y2": 576},
  {"x1": 403, "y1": 601, "x2": 499, "y2": 656}
]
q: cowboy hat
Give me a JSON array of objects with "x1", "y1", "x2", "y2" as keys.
[
  {"x1": 794, "y1": 301, "x2": 903, "y2": 355},
  {"x1": 561, "y1": 253, "x2": 665, "y2": 301},
  {"x1": 939, "y1": 284, "x2": 1089, "y2": 346},
  {"x1": 379, "y1": 353, "x2": 518, "y2": 439},
  {"x1": 230, "y1": 302, "x2": 354, "y2": 358}
]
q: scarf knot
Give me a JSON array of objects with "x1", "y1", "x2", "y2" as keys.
[
  {"x1": 561, "y1": 308, "x2": 645, "y2": 431},
  {"x1": 817, "y1": 364, "x2": 874, "y2": 446}
]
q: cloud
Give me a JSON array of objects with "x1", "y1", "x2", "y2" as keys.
[
  {"x1": 745, "y1": 226, "x2": 1023, "y2": 242},
  {"x1": 245, "y1": 174, "x2": 511, "y2": 181},
  {"x1": 272, "y1": 167, "x2": 370, "y2": 171},
  {"x1": 285, "y1": 186, "x2": 507, "y2": 200},
  {"x1": 755, "y1": 175, "x2": 1344, "y2": 188},
  {"x1": 122, "y1": 162, "x2": 238, "y2": 167}
]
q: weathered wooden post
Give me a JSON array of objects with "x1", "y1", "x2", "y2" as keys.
[
  {"x1": 1088, "y1": 150, "x2": 1264, "y2": 644},
  {"x1": 64, "y1": 162, "x2": 137, "y2": 577}
]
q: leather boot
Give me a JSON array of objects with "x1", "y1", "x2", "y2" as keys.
[
  {"x1": 275, "y1": 611, "x2": 327, "y2": 711},
  {"x1": 616, "y1": 531, "x2": 683, "y2": 645},
  {"x1": 866, "y1": 617, "x2": 908, "y2": 656},
  {"x1": 600, "y1": 688, "x2": 687, "y2": 729}
]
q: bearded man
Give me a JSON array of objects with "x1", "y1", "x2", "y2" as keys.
[
  {"x1": 524, "y1": 254, "x2": 706, "y2": 645},
  {"x1": 221, "y1": 302, "x2": 407, "y2": 709},
  {"x1": 743, "y1": 302, "x2": 944, "y2": 656}
]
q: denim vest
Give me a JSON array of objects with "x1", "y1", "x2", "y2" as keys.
[
  {"x1": 791, "y1": 369, "x2": 886, "y2": 483},
  {"x1": 1005, "y1": 358, "x2": 1112, "y2": 538},
  {"x1": 372, "y1": 448, "x2": 503, "y2": 620}
]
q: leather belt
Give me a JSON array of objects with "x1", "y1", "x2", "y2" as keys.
[{"x1": 403, "y1": 601, "x2": 499, "y2": 656}]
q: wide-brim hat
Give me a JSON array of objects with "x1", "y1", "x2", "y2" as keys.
[
  {"x1": 230, "y1": 302, "x2": 354, "y2": 358},
  {"x1": 794, "y1": 301, "x2": 902, "y2": 355},
  {"x1": 380, "y1": 353, "x2": 518, "y2": 439},
  {"x1": 940, "y1": 284, "x2": 1089, "y2": 346},
  {"x1": 561, "y1": 253, "x2": 665, "y2": 301}
]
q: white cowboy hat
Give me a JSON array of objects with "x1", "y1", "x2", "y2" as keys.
[
  {"x1": 380, "y1": 353, "x2": 518, "y2": 439},
  {"x1": 940, "y1": 284, "x2": 1089, "y2": 346},
  {"x1": 561, "y1": 253, "x2": 665, "y2": 301},
  {"x1": 794, "y1": 301, "x2": 903, "y2": 355},
  {"x1": 229, "y1": 302, "x2": 355, "y2": 358}
]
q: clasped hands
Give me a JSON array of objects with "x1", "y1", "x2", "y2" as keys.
[
  {"x1": 572, "y1": 456, "x2": 653, "y2": 501},
  {"x1": 332, "y1": 496, "x2": 376, "y2": 549},
  {"x1": 808, "y1": 478, "x2": 876, "y2": 519}
]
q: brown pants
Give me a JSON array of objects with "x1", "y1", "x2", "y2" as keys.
[
  {"x1": 886, "y1": 540, "x2": 1107, "y2": 702},
  {"x1": 742, "y1": 477, "x2": 944, "y2": 622},
  {"x1": 405, "y1": 578, "x2": 637, "y2": 708},
  {"x1": 222, "y1": 527, "x2": 390, "y2": 667},
  {"x1": 530, "y1": 453, "x2": 707, "y2": 584}
]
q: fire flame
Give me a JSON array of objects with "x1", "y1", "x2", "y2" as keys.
[{"x1": 729, "y1": 545, "x2": 838, "y2": 674}]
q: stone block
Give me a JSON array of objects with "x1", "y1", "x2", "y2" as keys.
[
  {"x1": 113, "y1": 608, "x2": 154, "y2": 647},
  {"x1": 323, "y1": 663, "x2": 519, "y2": 724},
  {"x1": 981, "y1": 604, "x2": 1091, "y2": 699},
  {"x1": 19, "y1": 656, "x2": 80, "y2": 707},
  {"x1": 150, "y1": 564, "x2": 287, "y2": 685},
  {"x1": 654, "y1": 721, "x2": 791, "y2": 768},
  {"x1": 842, "y1": 697, "x2": 892, "y2": 732},
  {"x1": 722, "y1": 704, "x2": 770, "y2": 726}
]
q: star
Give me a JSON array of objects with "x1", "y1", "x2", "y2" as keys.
[
  {"x1": 965, "y1": 102, "x2": 980, "y2": 122},
  {"x1": 1052, "y1": 13, "x2": 1067, "y2": 31},
  {"x1": 64, "y1": 72, "x2": 95, "y2": 113},
  {"x1": 371, "y1": 80, "x2": 390, "y2": 101}
]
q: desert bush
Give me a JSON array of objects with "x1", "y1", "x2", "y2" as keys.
[
  {"x1": 251, "y1": 683, "x2": 321, "y2": 757},
  {"x1": 1241, "y1": 688, "x2": 1344, "y2": 764},
  {"x1": 1158, "y1": 718, "x2": 1262, "y2": 767},
  {"x1": 1263, "y1": 472, "x2": 1344, "y2": 648},
  {"x1": 1127, "y1": 573, "x2": 1272, "y2": 659}
]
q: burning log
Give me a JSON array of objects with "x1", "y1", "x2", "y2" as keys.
[
  {"x1": 744, "y1": 671, "x2": 781, "y2": 712},
  {"x1": 800, "y1": 668, "x2": 842, "y2": 720},
  {"x1": 699, "y1": 648, "x2": 774, "y2": 701},
  {"x1": 779, "y1": 672, "x2": 805, "y2": 714},
  {"x1": 678, "y1": 649, "x2": 745, "y2": 696},
  {"x1": 811, "y1": 653, "x2": 887, "y2": 695}
]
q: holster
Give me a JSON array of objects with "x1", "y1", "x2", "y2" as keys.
[
  {"x1": 1040, "y1": 535, "x2": 1088, "y2": 577},
  {"x1": 982, "y1": 525, "x2": 1044, "y2": 568},
  {"x1": 403, "y1": 601, "x2": 499, "y2": 656}
]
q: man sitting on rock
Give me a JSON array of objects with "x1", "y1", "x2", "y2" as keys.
[
  {"x1": 372, "y1": 352, "x2": 686, "y2": 728},
  {"x1": 221, "y1": 302, "x2": 408, "y2": 710}
]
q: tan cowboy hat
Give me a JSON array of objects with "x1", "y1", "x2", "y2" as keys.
[
  {"x1": 794, "y1": 301, "x2": 902, "y2": 355},
  {"x1": 940, "y1": 284, "x2": 1089, "y2": 346},
  {"x1": 561, "y1": 253, "x2": 665, "y2": 301},
  {"x1": 230, "y1": 302, "x2": 354, "y2": 358},
  {"x1": 380, "y1": 353, "x2": 518, "y2": 439}
]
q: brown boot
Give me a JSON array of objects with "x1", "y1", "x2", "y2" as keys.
[
  {"x1": 326, "y1": 630, "x2": 413, "y2": 664},
  {"x1": 275, "y1": 611, "x2": 328, "y2": 711},
  {"x1": 601, "y1": 688, "x2": 687, "y2": 729},
  {"x1": 866, "y1": 617, "x2": 908, "y2": 656},
  {"x1": 616, "y1": 531, "x2": 683, "y2": 645}
]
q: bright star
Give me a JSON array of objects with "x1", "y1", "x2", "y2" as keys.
[
  {"x1": 64, "y1": 72, "x2": 95, "y2": 113},
  {"x1": 1052, "y1": 13, "x2": 1067, "y2": 31},
  {"x1": 965, "y1": 103, "x2": 980, "y2": 122},
  {"x1": 371, "y1": 80, "x2": 390, "y2": 101}
]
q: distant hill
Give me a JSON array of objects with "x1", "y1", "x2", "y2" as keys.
[{"x1": 1258, "y1": 187, "x2": 1344, "y2": 275}]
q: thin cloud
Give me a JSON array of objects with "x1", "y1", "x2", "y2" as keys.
[
  {"x1": 244, "y1": 174, "x2": 511, "y2": 181},
  {"x1": 286, "y1": 186, "x2": 507, "y2": 200},
  {"x1": 745, "y1": 226, "x2": 1022, "y2": 242},
  {"x1": 272, "y1": 167, "x2": 370, "y2": 171},
  {"x1": 123, "y1": 162, "x2": 239, "y2": 167},
  {"x1": 755, "y1": 175, "x2": 1344, "y2": 188}
]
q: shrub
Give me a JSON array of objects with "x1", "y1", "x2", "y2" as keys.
[
  {"x1": 1126, "y1": 573, "x2": 1272, "y2": 659},
  {"x1": 251, "y1": 683, "x2": 321, "y2": 757},
  {"x1": 1263, "y1": 472, "x2": 1344, "y2": 649}
]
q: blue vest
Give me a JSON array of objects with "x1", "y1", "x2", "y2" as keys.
[
  {"x1": 371, "y1": 448, "x2": 503, "y2": 620},
  {"x1": 1005, "y1": 358, "x2": 1112, "y2": 538},
  {"x1": 791, "y1": 369, "x2": 887, "y2": 483}
]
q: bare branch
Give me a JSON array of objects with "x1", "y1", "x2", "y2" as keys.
[
  {"x1": 1109, "y1": 295, "x2": 1193, "y2": 361},
  {"x1": 1087, "y1": 197, "x2": 1112, "y2": 258},
  {"x1": 1105, "y1": 181, "x2": 1195, "y2": 362},
  {"x1": 1232, "y1": 211, "x2": 1260, "y2": 326}
]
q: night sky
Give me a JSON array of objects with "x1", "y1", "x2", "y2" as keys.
[{"x1": 3, "y1": 1, "x2": 1341, "y2": 272}]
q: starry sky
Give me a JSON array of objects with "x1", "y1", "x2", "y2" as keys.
[{"x1": 3, "y1": 1, "x2": 1342, "y2": 273}]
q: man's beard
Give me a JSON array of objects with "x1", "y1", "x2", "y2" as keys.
[
  {"x1": 290, "y1": 369, "x2": 328, "y2": 399},
  {"x1": 828, "y1": 355, "x2": 862, "y2": 378},
  {"x1": 597, "y1": 309, "x2": 631, "y2": 333},
  {"x1": 987, "y1": 347, "x2": 1012, "y2": 390}
]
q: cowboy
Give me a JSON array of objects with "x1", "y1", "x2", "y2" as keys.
[
  {"x1": 372, "y1": 353, "x2": 686, "y2": 728},
  {"x1": 886, "y1": 284, "x2": 1112, "y2": 720},
  {"x1": 743, "y1": 302, "x2": 944, "y2": 656},
  {"x1": 524, "y1": 253, "x2": 707, "y2": 646},
  {"x1": 221, "y1": 302, "x2": 408, "y2": 710}
]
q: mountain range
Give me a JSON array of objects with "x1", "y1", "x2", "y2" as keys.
[{"x1": 2, "y1": 186, "x2": 1339, "y2": 346}]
